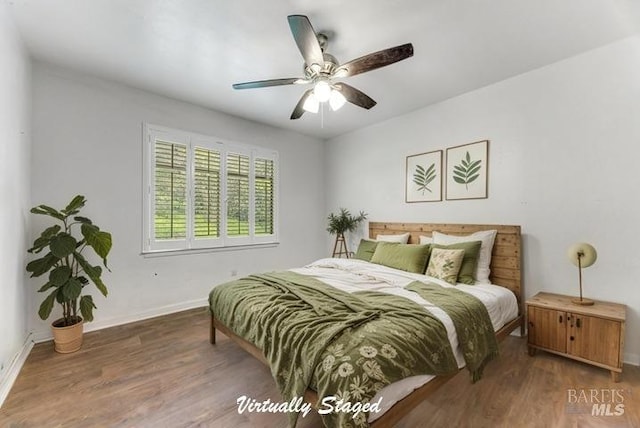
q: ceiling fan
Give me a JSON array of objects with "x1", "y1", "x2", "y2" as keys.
[{"x1": 232, "y1": 15, "x2": 414, "y2": 120}]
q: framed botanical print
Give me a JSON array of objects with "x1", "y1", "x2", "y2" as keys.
[
  {"x1": 406, "y1": 150, "x2": 443, "y2": 203},
  {"x1": 445, "y1": 140, "x2": 489, "y2": 200}
]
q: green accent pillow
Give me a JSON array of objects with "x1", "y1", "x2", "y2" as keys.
[
  {"x1": 369, "y1": 242, "x2": 431, "y2": 274},
  {"x1": 432, "y1": 240, "x2": 482, "y2": 284},
  {"x1": 354, "y1": 239, "x2": 378, "y2": 262},
  {"x1": 426, "y1": 248, "x2": 465, "y2": 284}
]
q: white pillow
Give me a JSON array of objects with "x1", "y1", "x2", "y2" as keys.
[
  {"x1": 432, "y1": 230, "x2": 497, "y2": 283},
  {"x1": 376, "y1": 232, "x2": 410, "y2": 244},
  {"x1": 419, "y1": 235, "x2": 433, "y2": 244}
]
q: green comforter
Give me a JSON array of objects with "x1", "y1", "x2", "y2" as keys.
[{"x1": 209, "y1": 271, "x2": 496, "y2": 428}]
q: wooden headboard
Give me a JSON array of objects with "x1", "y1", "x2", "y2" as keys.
[{"x1": 369, "y1": 222, "x2": 523, "y2": 310}]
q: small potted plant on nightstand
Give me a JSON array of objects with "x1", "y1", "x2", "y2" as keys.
[
  {"x1": 26, "y1": 195, "x2": 112, "y2": 353},
  {"x1": 327, "y1": 208, "x2": 367, "y2": 258}
]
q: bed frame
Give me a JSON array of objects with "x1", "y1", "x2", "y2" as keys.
[{"x1": 210, "y1": 222, "x2": 524, "y2": 427}]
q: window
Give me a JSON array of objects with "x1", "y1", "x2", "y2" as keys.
[
  {"x1": 194, "y1": 147, "x2": 221, "y2": 239},
  {"x1": 226, "y1": 152, "x2": 250, "y2": 237},
  {"x1": 154, "y1": 141, "x2": 188, "y2": 240},
  {"x1": 254, "y1": 158, "x2": 275, "y2": 235},
  {"x1": 143, "y1": 124, "x2": 278, "y2": 252}
]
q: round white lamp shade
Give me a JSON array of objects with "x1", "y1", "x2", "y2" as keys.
[
  {"x1": 567, "y1": 243, "x2": 597, "y2": 267},
  {"x1": 567, "y1": 242, "x2": 597, "y2": 305}
]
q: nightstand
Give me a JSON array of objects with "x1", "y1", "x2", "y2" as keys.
[{"x1": 526, "y1": 292, "x2": 626, "y2": 382}]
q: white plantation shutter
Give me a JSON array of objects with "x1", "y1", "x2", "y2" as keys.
[
  {"x1": 143, "y1": 124, "x2": 278, "y2": 253},
  {"x1": 153, "y1": 141, "x2": 188, "y2": 240},
  {"x1": 254, "y1": 157, "x2": 275, "y2": 236},
  {"x1": 193, "y1": 147, "x2": 221, "y2": 239},
  {"x1": 226, "y1": 152, "x2": 250, "y2": 237}
]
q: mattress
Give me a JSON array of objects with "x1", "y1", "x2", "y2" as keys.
[{"x1": 290, "y1": 258, "x2": 519, "y2": 422}]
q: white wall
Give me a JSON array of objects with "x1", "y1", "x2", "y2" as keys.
[
  {"x1": 0, "y1": 4, "x2": 32, "y2": 403},
  {"x1": 326, "y1": 35, "x2": 640, "y2": 364},
  {"x1": 30, "y1": 62, "x2": 326, "y2": 338}
]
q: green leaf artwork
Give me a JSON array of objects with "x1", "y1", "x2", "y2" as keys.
[
  {"x1": 453, "y1": 151, "x2": 482, "y2": 190},
  {"x1": 413, "y1": 163, "x2": 436, "y2": 194}
]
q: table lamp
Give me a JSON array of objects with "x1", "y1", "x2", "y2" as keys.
[{"x1": 567, "y1": 242, "x2": 597, "y2": 305}]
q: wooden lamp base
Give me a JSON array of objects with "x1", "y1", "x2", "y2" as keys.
[{"x1": 572, "y1": 298, "x2": 594, "y2": 306}]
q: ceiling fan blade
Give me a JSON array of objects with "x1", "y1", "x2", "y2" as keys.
[
  {"x1": 287, "y1": 15, "x2": 324, "y2": 67},
  {"x1": 334, "y1": 83, "x2": 377, "y2": 110},
  {"x1": 232, "y1": 78, "x2": 304, "y2": 90},
  {"x1": 290, "y1": 89, "x2": 313, "y2": 120},
  {"x1": 337, "y1": 43, "x2": 414, "y2": 78}
]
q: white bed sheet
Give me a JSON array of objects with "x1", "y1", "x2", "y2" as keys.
[{"x1": 290, "y1": 258, "x2": 519, "y2": 423}]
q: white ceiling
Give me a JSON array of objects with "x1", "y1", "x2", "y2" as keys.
[{"x1": 8, "y1": 0, "x2": 640, "y2": 139}]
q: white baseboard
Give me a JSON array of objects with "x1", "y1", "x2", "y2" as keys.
[
  {"x1": 31, "y1": 297, "x2": 208, "y2": 343},
  {"x1": 0, "y1": 333, "x2": 34, "y2": 409}
]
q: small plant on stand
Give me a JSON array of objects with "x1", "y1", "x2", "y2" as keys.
[{"x1": 326, "y1": 208, "x2": 367, "y2": 258}]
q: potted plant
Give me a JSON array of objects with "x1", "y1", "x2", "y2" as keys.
[
  {"x1": 26, "y1": 195, "x2": 112, "y2": 353},
  {"x1": 326, "y1": 208, "x2": 367, "y2": 258}
]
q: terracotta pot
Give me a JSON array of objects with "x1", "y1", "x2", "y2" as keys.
[{"x1": 51, "y1": 317, "x2": 84, "y2": 353}]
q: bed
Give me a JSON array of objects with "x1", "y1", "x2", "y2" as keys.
[{"x1": 209, "y1": 222, "x2": 524, "y2": 427}]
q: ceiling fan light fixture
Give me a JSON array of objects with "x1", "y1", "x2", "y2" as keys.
[
  {"x1": 303, "y1": 93, "x2": 320, "y2": 113},
  {"x1": 329, "y1": 89, "x2": 346, "y2": 111},
  {"x1": 232, "y1": 15, "x2": 414, "y2": 120},
  {"x1": 313, "y1": 80, "x2": 332, "y2": 102}
]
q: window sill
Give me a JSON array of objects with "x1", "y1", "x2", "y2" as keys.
[{"x1": 141, "y1": 242, "x2": 280, "y2": 258}]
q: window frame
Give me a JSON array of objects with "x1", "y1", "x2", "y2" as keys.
[{"x1": 142, "y1": 124, "x2": 279, "y2": 254}]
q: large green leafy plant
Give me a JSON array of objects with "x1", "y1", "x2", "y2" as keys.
[
  {"x1": 26, "y1": 195, "x2": 112, "y2": 327},
  {"x1": 327, "y1": 208, "x2": 367, "y2": 235}
]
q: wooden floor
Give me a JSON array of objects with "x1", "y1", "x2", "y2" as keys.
[{"x1": 1, "y1": 307, "x2": 638, "y2": 428}]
